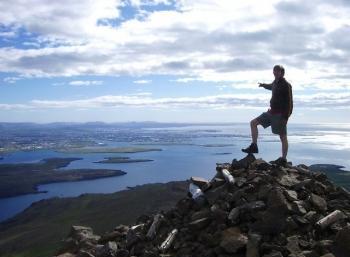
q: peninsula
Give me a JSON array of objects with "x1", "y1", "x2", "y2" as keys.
[{"x1": 0, "y1": 158, "x2": 126, "y2": 198}]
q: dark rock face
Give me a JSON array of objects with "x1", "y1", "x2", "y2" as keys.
[{"x1": 56, "y1": 157, "x2": 350, "y2": 257}]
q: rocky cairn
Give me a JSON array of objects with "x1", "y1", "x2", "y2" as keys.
[{"x1": 56, "y1": 155, "x2": 350, "y2": 257}]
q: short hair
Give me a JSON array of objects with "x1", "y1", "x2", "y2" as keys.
[{"x1": 273, "y1": 65, "x2": 285, "y2": 77}]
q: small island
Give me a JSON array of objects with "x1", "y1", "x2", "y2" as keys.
[
  {"x1": 0, "y1": 158, "x2": 126, "y2": 198},
  {"x1": 94, "y1": 157, "x2": 154, "y2": 164},
  {"x1": 56, "y1": 146, "x2": 162, "y2": 154}
]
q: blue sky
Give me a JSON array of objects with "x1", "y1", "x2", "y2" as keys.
[{"x1": 0, "y1": 0, "x2": 349, "y2": 123}]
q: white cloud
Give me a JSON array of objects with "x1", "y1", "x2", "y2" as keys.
[
  {"x1": 133, "y1": 79, "x2": 152, "y2": 84},
  {"x1": 1, "y1": 92, "x2": 350, "y2": 111},
  {"x1": 68, "y1": 80, "x2": 104, "y2": 86},
  {"x1": 3, "y1": 77, "x2": 21, "y2": 84},
  {"x1": 0, "y1": 0, "x2": 350, "y2": 92}
]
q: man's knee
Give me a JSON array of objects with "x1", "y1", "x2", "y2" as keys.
[
  {"x1": 250, "y1": 119, "x2": 259, "y2": 127},
  {"x1": 280, "y1": 134, "x2": 287, "y2": 141}
]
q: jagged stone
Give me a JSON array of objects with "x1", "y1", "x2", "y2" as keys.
[
  {"x1": 303, "y1": 211, "x2": 319, "y2": 223},
  {"x1": 246, "y1": 233, "x2": 261, "y2": 257},
  {"x1": 309, "y1": 193, "x2": 327, "y2": 212},
  {"x1": 191, "y1": 209, "x2": 211, "y2": 221},
  {"x1": 70, "y1": 226, "x2": 100, "y2": 243},
  {"x1": 241, "y1": 201, "x2": 266, "y2": 213},
  {"x1": 284, "y1": 190, "x2": 298, "y2": 202},
  {"x1": 236, "y1": 177, "x2": 247, "y2": 187},
  {"x1": 98, "y1": 231, "x2": 123, "y2": 244},
  {"x1": 210, "y1": 177, "x2": 226, "y2": 188},
  {"x1": 228, "y1": 207, "x2": 240, "y2": 224},
  {"x1": 320, "y1": 254, "x2": 335, "y2": 257},
  {"x1": 293, "y1": 179, "x2": 313, "y2": 191},
  {"x1": 205, "y1": 184, "x2": 227, "y2": 205},
  {"x1": 262, "y1": 250, "x2": 283, "y2": 257},
  {"x1": 220, "y1": 227, "x2": 248, "y2": 253},
  {"x1": 286, "y1": 235, "x2": 302, "y2": 255},
  {"x1": 251, "y1": 158, "x2": 272, "y2": 171},
  {"x1": 301, "y1": 250, "x2": 318, "y2": 257},
  {"x1": 189, "y1": 218, "x2": 211, "y2": 231},
  {"x1": 279, "y1": 175, "x2": 300, "y2": 188},
  {"x1": 334, "y1": 225, "x2": 350, "y2": 256},
  {"x1": 96, "y1": 241, "x2": 118, "y2": 257},
  {"x1": 191, "y1": 176, "x2": 210, "y2": 189},
  {"x1": 231, "y1": 154, "x2": 256, "y2": 170},
  {"x1": 115, "y1": 249, "x2": 129, "y2": 257},
  {"x1": 56, "y1": 253, "x2": 76, "y2": 257},
  {"x1": 56, "y1": 156, "x2": 350, "y2": 257},
  {"x1": 77, "y1": 250, "x2": 95, "y2": 257},
  {"x1": 292, "y1": 201, "x2": 307, "y2": 215},
  {"x1": 314, "y1": 240, "x2": 334, "y2": 255}
]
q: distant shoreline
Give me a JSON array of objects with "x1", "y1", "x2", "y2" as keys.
[
  {"x1": 56, "y1": 146, "x2": 162, "y2": 154},
  {"x1": 93, "y1": 157, "x2": 154, "y2": 164},
  {"x1": 0, "y1": 158, "x2": 126, "y2": 199}
]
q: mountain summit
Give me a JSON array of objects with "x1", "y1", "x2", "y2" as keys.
[{"x1": 56, "y1": 155, "x2": 350, "y2": 257}]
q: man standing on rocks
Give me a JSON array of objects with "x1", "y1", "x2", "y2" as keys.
[{"x1": 242, "y1": 65, "x2": 293, "y2": 165}]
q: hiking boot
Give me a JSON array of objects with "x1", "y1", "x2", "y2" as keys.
[
  {"x1": 241, "y1": 143, "x2": 258, "y2": 154},
  {"x1": 270, "y1": 157, "x2": 287, "y2": 166}
]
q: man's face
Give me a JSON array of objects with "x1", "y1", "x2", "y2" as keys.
[{"x1": 273, "y1": 68, "x2": 282, "y2": 79}]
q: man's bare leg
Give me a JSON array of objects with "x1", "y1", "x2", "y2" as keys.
[
  {"x1": 280, "y1": 134, "x2": 288, "y2": 159},
  {"x1": 242, "y1": 119, "x2": 259, "y2": 153},
  {"x1": 250, "y1": 119, "x2": 259, "y2": 144}
]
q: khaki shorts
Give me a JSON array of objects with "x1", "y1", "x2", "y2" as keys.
[{"x1": 256, "y1": 112, "x2": 287, "y2": 135}]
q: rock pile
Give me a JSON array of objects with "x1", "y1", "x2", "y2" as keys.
[{"x1": 56, "y1": 155, "x2": 350, "y2": 257}]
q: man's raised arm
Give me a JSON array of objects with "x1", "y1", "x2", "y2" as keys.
[{"x1": 258, "y1": 82, "x2": 273, "y2": 90}]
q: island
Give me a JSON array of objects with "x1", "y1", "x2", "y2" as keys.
[
  {"x1": 56, "y1": 146, "x2": 162, "y2": 154},
  {"x1": 94, "y1": 157, "x2": 154, "y2": 164},
  {"x1": 309, "y1": 164, "x2": 350, "y2": 190},
  {"x1": 0, "y1": 158, "x2": 126, "y2": 198},
  {"x1": 0, "y1": 181, "x2": 188, "y2": 257}
]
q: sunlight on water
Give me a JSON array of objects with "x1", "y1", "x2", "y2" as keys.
[{"x1": 1, "y1": 123, "x2": 350, "y2": 222}]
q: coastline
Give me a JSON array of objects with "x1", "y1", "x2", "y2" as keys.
[
  {"x1": 0, "y1": 180, "x2": 189, "y2": 257},
  {"x1": 0, "y1": 158, "x2": 127, "y2": 199}
]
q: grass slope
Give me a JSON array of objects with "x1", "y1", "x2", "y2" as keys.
[{"x1": 0, "y1": 181, "x2": 188, "y2": 257}]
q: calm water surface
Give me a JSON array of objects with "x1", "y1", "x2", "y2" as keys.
[{"x1": 1, "y1": 123, "x2": 349, "y2": 222}]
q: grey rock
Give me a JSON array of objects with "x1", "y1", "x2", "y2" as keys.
[
  {"x1": 69, "y1": 226, "x2": 100, "y2": 243},
  {"x1": 246, "y1": 233, "x2": 262, "y2": 257},
  {"x1": 191, "y1": 176, "x2": 210, "y2": 189},
  {"x1": 57, "y1": 254, "x2": 77, "y2": 257},
  {"x1": 262, "y1": 251, "x2": 283, "y2": 257},
  {"x1": 96, "y1": 241, "x2": 118, "y2": 257},
  {"x1": 191, "y1": 209, "x2": 211, "y2": 221},
  {"x1": 335, "y1": 225, "x2": 350, "y2": 256},
  {"x1": 241, "y1": 201, "x2": 266, "y2": 213},
  {"x1": 320, "y1": 254, "x2": 335, "y2": 257},
  {"x1": 309, "y1": 193, "x2": 327, "y2": 212},
  {"x1": 236, "y1": 177, "x2": 247, "y2": 187},
  {"x1": 286, "y1": 236, "x2": 302, "y2": 255},
  {"x1": 301, "y1": 250, "x2": 318, "y2": 257},
  {"x1": 205, "y1": 184, "x2": 227, "y2": 205},
  {"x1": 77, "y1": 250, "x2": 95, "y2": 257},
  {"x1": 220, "y1": 227, "x2": 248, "y2": 253},
  {"x1": 279, "y1": 175, "x2": 300, "y2": 188},
  {"x1": 284, "y1": 190, "x2": 299, "y2": 202},
  {"x1": 231, "y1": 154, "x2": 256, "y2": 170},
  {"x1": 292, "y1": 201, "x2": 307, "y2": 215},
  {"x1": 303, "y1": 211, "x2": 319, "y2": 223},
  {"x1": 228, "y1": 207, "x2": 240, "y2": 224},
  {"x1": 188, "y1": 218, "x2": 211, "y2": 231}
]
